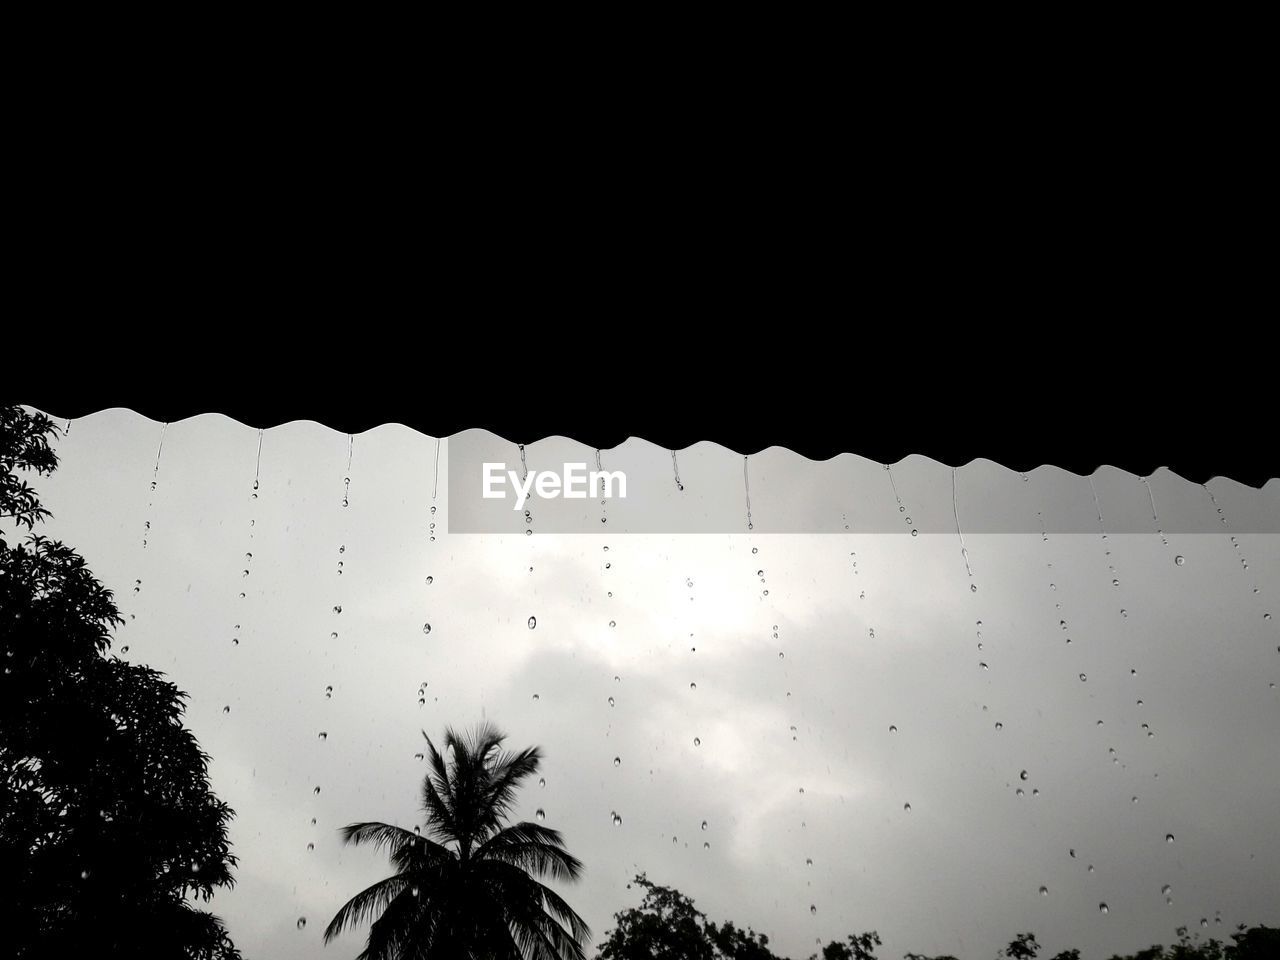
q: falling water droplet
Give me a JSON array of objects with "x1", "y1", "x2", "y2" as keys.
[
  {"x1": 527, "y1": 616, "x2": 536, "y2": 629},
  {"x1": 1039, "y1": 886, "x2": 1048, "y2": 896},
  {"x1": 1175, "y1": 555, "x2": 1185, "y2": 566},
  {"x1": 1099, "y1": 903, "x2": 1109, "y2": 914},
  {"x1": 693, "y1": 737, "x2": 701, "y2": 746},
  {"x1": 318, "y1": 732, "x2": 327, "y2": 741},
  {"x1": 1166, "y1": 833, "x2": 1175, "y2": 843},
  {"x1": 297, "y1": 918, "x2": 307, "y2": 930},
  {"x1": 313, "y1": 786, "x2": 321, "y2": 796},
  {"x1": 422, "y1": 623, "x2": 431, "y2": 634},
  {"x1": 613, "y1": 757, "x2": 621, "y2": 767}
]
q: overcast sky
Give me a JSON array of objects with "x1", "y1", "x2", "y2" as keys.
[{"x1": 20, "y1": 408, "x2": 1280, "y2": 959}]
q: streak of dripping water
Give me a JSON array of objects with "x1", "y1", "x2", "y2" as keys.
[
  {"x1": 142, "y1": 422, "x2": 168, "y2": 548},
  {"x1": 595, "y1": 449, "x2": 608, "y2": 524},
  {"x1": 432, "y1": 438, "x2": 441, "y2": 502},
  {"x1": 342, "y1": 434, "x2": 353, "y2": 507},
  {"x1": 743, "y1": 456, "x2": 753, "y2": 531},
  {"x1": 1203, "y1": 484, "x2": 1262, "y2": 600},
  {"x1": 885, "y1": 463, "x2": 915, "y2": 536},
  {"x1": 671, "y1": 451, "x2": 684, "y2": 491},
  {"x1": 1141, "y1": 475, "x2": 1169, "y2": 546},
  {"x1": 951, "y1": 467, "x2": 973, "y2": 581},
  {"x1": 236, "y1": 431, "x2": 263, "y2": 647},
  {"x1": 1089, "y1": 475, "x2": 1123, "y2": 599},
  {"x1": 64, "y1": 418, "x2": 72, "y2": 437},
  {"x1": 518, "y1": 443, "x2": 528, "y2": 483},
  {"x1": 429, "y1": 437, "x2": 441, "y2": 543}
]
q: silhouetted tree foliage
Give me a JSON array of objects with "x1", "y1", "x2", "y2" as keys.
[
  {"x1": 326, "y1": 722, "x2": 591, "y2": 959},
  {"x1": 596, "y1": 877, "x2": 1279, "y2": 960},
  {"x1": 594, "y1": 874, "x2": 879, "y2": 960},
  {"x1": 0, "y1": 405, "x2": 240, "y2": 959},
  {"x1": 1106, "y1": 924, "x2": 1280, "y2": 960}
]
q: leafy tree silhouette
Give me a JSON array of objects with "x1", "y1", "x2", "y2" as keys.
[
  {"x1": 595, "y1": 876, "x2": 1279, "y2": 960},
  {"x1": 0, "y1": 405, "x2": 240, "y2": 958},
  {"x1": 325, "y1": 722, "x2": 591, "y2": 959},
  {"x1": 594, "y1": 874, "x2": 878, "y2": 960}
]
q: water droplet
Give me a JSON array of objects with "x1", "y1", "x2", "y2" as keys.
[
  {"x1": 306, "y1": 842, "x2": 314, "y2": 852},
  {"x1": 810, "y1": 905, "x2": 817, "y2": 915},
  {"x1": 1162, "y1": 884, "x2": 1172, "y2": 895},
  {"x1": 693, "y1": 737, "x2": 701, "y2": 746},
  {"x1": 1039, "y1": 886, "x2": 1048, "y2": 896},
  {"x1": 608, "y1": 696, "x2": 615, "y2": 707},
  {"x1": 531, "y1": 693, "x2": 539, "y2": 701},
  {"x1": 538, "y1": 777, "x2": 545, "y2": 788},
  {"x1": 318, "y1": 732, "x2": 327, "y2": 741},
  {"x1": 889, "y1": 724, "x2": 897, "y2": 733},
  {"x1": 324, "y1": 686, "x2": 333, "y2": 698},
  {"x1": 1079, "y1": 673, "x2": 1088, "y2": 682},
  {"x1": 1166, "y1": 833, "x2": 1175, "y2": 843},
  {"x1": 1020, "y1": 770, "x2": 1029, "y2": 781},
  {"x1": 609, "y1": 620, "x2": 616, "y2": 628},
  {"x1": 422, "y1": 623, "x2": 431, "y2": 634},
  {"x1": 1099, "y1": 903, "x2": 1109, "y2": 914},
  {"x1": 612, "y1": 812, "x2": 623, "y2": 826},
  {"x1": 970, "y1": 583, "x2": 978, "y2": 593},
  {"x1": 333, "y1": 605, "x2": 342, "y2": 614},
  {"x1": 613, "y1": 757, "x2": 621, "y2": 767},
  {"x1": 221, "y1": 705, "x2": 230, "y2": 715},
  {"x1": 527, "y1": 616, "x2": 536, "y2": 629},
  {"x1": 297, "y1": 918, "x2": 307, "y2": 930},
  {"x1": 806, "y1": 858, "x2": 813, "y2": 866},
  {"x1": 903, "y1": 802, "x2": 911, "y2": 812},
  {"x1": 1175, "y1": 555, "x2": 1185, "y2": 566},
  {"x1": 995, "y1": 721, "x2": 1003, "y2": 731},
  {"x1": 80, "y1": 869, "x2": 90, "y2": 879},
  {"x1": 313, "y1": 786, "x2": 321, "y2": 796}
]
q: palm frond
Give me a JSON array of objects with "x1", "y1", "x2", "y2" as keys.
[
  {"x1": 324, "y1": 874, "x2": 411, "y2": 944},
  {"x1": 475, "y1": 821, "x2": 584, "y2": 882}
]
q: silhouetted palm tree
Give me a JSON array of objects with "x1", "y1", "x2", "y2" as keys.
[{"x1": 325, "y1": 723, "x2": 590, "y2": 959}]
